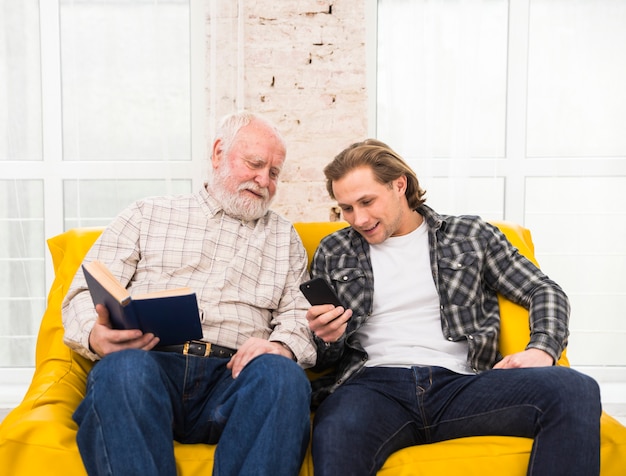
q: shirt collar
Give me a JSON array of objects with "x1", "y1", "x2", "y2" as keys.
[
  {"x1": 417, "y1": 204, "x2": 446, "y2": 232},
  {"x1": 199, "y1": 182, "x2": 223, "y2": 218}
]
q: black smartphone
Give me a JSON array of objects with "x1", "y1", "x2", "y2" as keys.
[{"x1": 299, "y1": 277, "x2": 344, "y2": 307}]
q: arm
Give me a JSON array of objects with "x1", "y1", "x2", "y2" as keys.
[
  {"x1": 228, "y1": 225, "x2": 318, "y2": 376},
  {"x1": 61, "y1": 203, "x2": 158, "y2": 360},
  {"x1": 306, "y1": 239, "x2": 352, "y2": 371},
  {"x1": 484, "y1": 223, "x2": 570, "y2": 365}
]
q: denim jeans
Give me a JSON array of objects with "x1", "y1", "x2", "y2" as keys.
[
  {"x1": 73, "y1": 349, "x2": 311, "y2": 476},
  {"x1": 312, "y1": 366, "x2": 601, "y2": 476}
]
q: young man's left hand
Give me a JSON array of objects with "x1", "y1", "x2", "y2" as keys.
[{"x1": 493, "y1": 348, "x2": 554, "y2": 369}]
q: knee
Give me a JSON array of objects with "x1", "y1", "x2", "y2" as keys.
[
  {"x1": 244, "y1": 354, "x2": 310, "y2": 402},
  {"x1": 546, "y1": 368, "x2": 602, "y2": 419},
  {"x1": 557, "y1": 368, "x2": 600, "y2": 403},
  {"x1": 89, "y1": 349, "x2": 159, "y2": 390}
]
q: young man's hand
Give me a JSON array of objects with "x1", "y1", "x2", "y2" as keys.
[
  {"x1": 306, "y1": 304, "x2": 352, "y2": 344},
  {"x1": 493, "y1": 348, "x2": 554, "y2": 369}
]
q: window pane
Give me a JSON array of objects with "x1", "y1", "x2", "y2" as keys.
[
  {"x1": 60, "y1": 0, "x2": 191, "y2": 161},
  {"x1": 63, "y1": 179, "x2": 192, "y2": 229},
  {"x1": 377, "y1": 0, "x2": 508, "y2": 159},
  {"x1": 527, "y1": 0, "x2": 626, "y2": 157},
  {"x1": 525, "y1": 177, "x2": 626, "y2": 366},
  {"x1": 0, "y1": 180, "x2": 45, "y2": 367},
  {"x1": 426, "y1": 177, "x2": 505, "y2": 220},
  {"x1": 0, "y1": 1, "x2": 43, "y2": 161}
]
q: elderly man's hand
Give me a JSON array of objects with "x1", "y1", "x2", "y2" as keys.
[
  {"x1": 88, "y1": 304, "x2": 160, "y2": 357},
  {"x1": 227, "y1": 337, "x2": 295, "y2": 378}
]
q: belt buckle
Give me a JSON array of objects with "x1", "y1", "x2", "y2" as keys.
[{"x1": 182, "y1": 341, "x2": 211, "y2": 357}]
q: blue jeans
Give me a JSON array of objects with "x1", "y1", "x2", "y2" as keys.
[
  {"x1": 312, "y1": 366, "x2": 601, "y2": 476},
  {"x1": 73, "y1": 349, "x2": 311, "y2": 476}
]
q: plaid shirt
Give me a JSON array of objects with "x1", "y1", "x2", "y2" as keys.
[
  {"x1": 309, "y1": 205, "x2": 569, "y2": 406},
  {"x1": 62, "y1": 185, "x2": 317, "y2": 367}
]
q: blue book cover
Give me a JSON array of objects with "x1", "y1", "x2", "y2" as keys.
[{"x1": 82, "y1": 261, "x2": 203, "y2": 346}]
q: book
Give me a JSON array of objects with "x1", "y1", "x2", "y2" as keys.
[{"x1": 82, "y1": 260, "x2": 203, "y2": 346}]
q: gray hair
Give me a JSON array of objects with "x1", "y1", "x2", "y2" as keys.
[{"x1": 213, "y1": 111, "x2": 286, "y2": 158}]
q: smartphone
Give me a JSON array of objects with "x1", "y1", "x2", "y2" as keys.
[{"x1": 299, "y1": 277, "x2": 344, "y2": 308}]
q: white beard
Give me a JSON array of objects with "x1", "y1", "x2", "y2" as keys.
[{"x1": 210, "y1": 166, "x2": 272, "y2": 222}]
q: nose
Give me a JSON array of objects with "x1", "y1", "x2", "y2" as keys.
[
  {"x1": 254, "y1": 168, "x2": 272, "y2": 188},
  {"x1": 352, "y1": 207, "x2": 369, "y2": 227}
]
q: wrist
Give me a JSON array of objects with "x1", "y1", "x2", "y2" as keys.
[{"x1": 275, "y1": 341, "x2": 296, "y2": 361}]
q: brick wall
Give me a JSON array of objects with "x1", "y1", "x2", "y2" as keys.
[{"x1": 206, "y1": 0, "x2": 368, "y2": 222}]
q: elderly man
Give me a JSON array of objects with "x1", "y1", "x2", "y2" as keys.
[{"x1": 62, "y1": 111, "x2": 316, "y2": 476}]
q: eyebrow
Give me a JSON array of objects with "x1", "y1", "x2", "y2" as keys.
[
  {"x1": 246, "y1": 156, "x2": 283, "y2": 175},
  {"x1": 337, "y1": 194, "x2": 375, "y2": 207}
]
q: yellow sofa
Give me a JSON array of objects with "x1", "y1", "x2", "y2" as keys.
[{"x1": 1, "y1": 222, "x2": 625, "y2": 475}]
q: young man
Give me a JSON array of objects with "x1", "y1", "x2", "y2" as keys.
[
  {"x1": 306, "y1": 139, "x2": 601, "y2": 476},
  {"x1": 62, "y1": 111, "x2": 316, "y2": 476}
]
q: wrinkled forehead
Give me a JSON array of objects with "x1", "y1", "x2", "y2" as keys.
[{"x1": 229, "y1": 121, "x2": 286, "y2": 169}]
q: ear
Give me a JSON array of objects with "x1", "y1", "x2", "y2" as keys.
[
  {"x1": 395, "y1": 175, "x2": 408, "y2": 195},
  {"x1": 211, "y1": 138, "x2": 224, "y2": 170}
]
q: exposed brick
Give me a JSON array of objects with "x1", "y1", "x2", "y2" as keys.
[{"x1": 206, "y1": 0, "x2": 367, "y2": 222}]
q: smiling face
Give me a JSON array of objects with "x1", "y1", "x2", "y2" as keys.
[
  {"x1": 210, "y1": 118, "x2": 286, "y2": 221},
  {"x1": 332, "y1": 166, "x2": 422, "y2": 245}
]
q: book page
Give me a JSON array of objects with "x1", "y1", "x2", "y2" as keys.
[
  {"x1": 84, "y1": 260, "x2": 130, "y2": 304},
  {"x1": 133, "y1": 287, "x2": 194, "y2": 300}
]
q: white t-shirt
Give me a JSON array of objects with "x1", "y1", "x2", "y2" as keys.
[{"x1": 354, "y1": 220, "x2": 471, "y2": 374}]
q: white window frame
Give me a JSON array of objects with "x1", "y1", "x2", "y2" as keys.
[{"x1": 1, "y1": 0, "x2": 207, "y2": 407}]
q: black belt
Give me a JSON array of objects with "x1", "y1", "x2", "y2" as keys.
[{"x1": 156, "y1": 341, "x2": 236, "y2": 358}]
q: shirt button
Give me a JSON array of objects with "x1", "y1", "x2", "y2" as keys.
[
  {"x1": 468, "y1": 335, "x2": 474, "y2": 340},
  {"x1": 342, "y1": 276, "x2": 348, "y2": 281}
]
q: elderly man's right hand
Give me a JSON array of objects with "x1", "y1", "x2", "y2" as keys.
[{"x1": 88, "y1": 304, "x2": 160, "y2": 358}]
